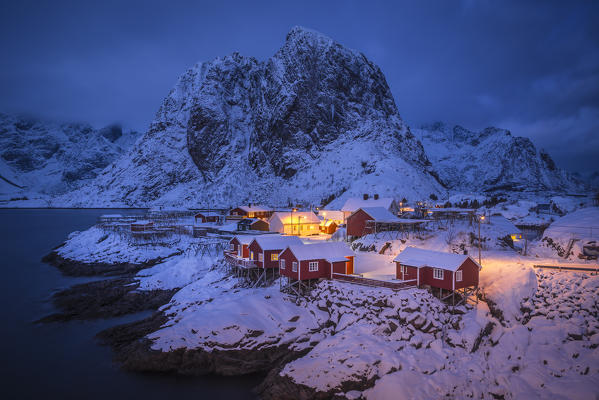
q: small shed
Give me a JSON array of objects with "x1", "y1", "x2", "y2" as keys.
[
  {"x1": 319, "y1": 219, "x2": 338, "y2": 234},
  {"x1": 131, "y1": 220, "x2": 154, "y2": 232},
  {"x1": 237, "y1": 218, "x2": 270, "y2": 232},
  {"x1": 268, "y1": 211, "x2": 321, "y2": 236}
]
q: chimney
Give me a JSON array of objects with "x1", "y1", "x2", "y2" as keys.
[
  {"x1": 363, "y1": 194, "x2": 369, "y2": 200},
  {"x1": 374, "y1": 194, "x2": 379, "y2": 200},
  {"x1": 248, "y1": 203, "x2": 251, "y2": 208}
]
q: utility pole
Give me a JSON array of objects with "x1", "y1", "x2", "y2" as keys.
[{"x1": 478, "y1": 215, "x2": 485, "y2": 265}]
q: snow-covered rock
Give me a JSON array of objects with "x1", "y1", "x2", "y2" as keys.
[
  {"x1": 0, "y1": 113, "x2": 140, "y2": 200},
  {"x1": 414, "y1": 122, "x2": 584, "y2": 193}
]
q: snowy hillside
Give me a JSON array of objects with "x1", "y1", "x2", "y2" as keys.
[
  {"x1": 414, "y1": 122, "x2": 583, "y2": 193},
  {"x1": 61, "y1": 27, "x2": 444, "y2": 208},
  {"x1": 0, "y1": 113, "x2": 140, "y2": 200}
]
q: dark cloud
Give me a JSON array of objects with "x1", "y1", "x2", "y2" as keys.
[{"x1": 0, "y1": 0, "x2": 597, "y2": 172}]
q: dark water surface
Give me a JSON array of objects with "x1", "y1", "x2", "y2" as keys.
[{"x1": 0, "y1": 209, "x2": 259, "y2": 399}]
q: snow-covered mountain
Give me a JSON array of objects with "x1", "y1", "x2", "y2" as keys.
[
  {"x1": 61, "y1": 26, "x2": 444, "y2": 208},
  {"x1": 0, "y1": 113, "x2": 140, "y2": 199},
  {"x1": 414, "y1": 122, "x2": 583, "y2": 193}
]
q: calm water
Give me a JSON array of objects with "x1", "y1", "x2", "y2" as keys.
[{"x1": 0, "y1": 209, "x2": 259, "y2": 399}]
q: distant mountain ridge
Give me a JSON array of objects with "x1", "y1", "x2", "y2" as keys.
[
  {"x1": 414, "y1": 122, "x2": 583, "y2": 193},
  {"x1": 0, "y1": 113, "x2": 140, "y2": 198},
  {"x1": 61, "y1": 26, "x2": 444, "y2": 208}
]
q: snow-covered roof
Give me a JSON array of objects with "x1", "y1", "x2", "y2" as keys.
[
  {"x1": 393, "y1": 247, "x2": 480, "y2": 272},
  {"x1": 285, "y1": 242, "x2": 354, "y2": 262},
  {"x1": 270, "y1": 211, "x2": 320, "y2": 224},
  {"x1": 232, "y1": 235, "x2": 256, "y2": 245},
  {"x1": 322, "y1": 220, "x2": 337, "y2": 227},
  {"x1": 252, "y1": 235, "x2": 303, "y2": 250},
  {"x1": 195, "y1": 211, "x2": 221, "y2": 217},
  {"x1": 358, "y1": 207, "x2": 400, "y2": 222},
  {"x1": 489, "y1": 215, "x2": 521, "y2": 234},
  {"x1": 236, "y1": 205, "x2": 272, "y2": 213},
  {"x1": 318, "y1": 210, "x2": 344, "y2": 221},
  {"x1": 101, "y1": 214, "x2": 123, "y2": 218},
  {"x1": 341, "y1": 197, "x2": 395, "y2": 212}
]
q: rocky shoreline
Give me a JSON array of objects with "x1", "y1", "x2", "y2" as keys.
[{"x1": 42, "y1": 247, "x2": 174, "y2": 277}]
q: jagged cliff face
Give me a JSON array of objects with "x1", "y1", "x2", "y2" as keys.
[
  {"x1": 0, "y1": 113, "x2": 139, "y2": 197},
  {"x1": 414, "y1": 122, "x2": 583, "y2": 193},
  {"x1": 64, "y1": 27, "x2": 442, "y2": 207}
]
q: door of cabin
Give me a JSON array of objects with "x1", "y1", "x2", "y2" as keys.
[{"x1": 346, "y1": 256, "x2": 354, "y2": 275}]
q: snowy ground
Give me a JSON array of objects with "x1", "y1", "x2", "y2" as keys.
[{"x1": 57, "y1": 226, "x2": 208, "y2": 264}]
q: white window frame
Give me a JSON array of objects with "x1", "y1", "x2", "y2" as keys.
[
  {"x1": 230, "y1": 243, "x2": 235, "y2": 251},
  {"x1": 309, "y1": 261, "x2": 318, "y2": 272},
  {"x1": 456, "y1": 270, "x2": 463, "y2": 282},
  {"x1": 271, "y1": 253, "x2": 278, "y2": 261},
  {"x1": 238, "y1": 247, "x2": 242, "y2": 257},
  {"x1": 433, "y1": 268, "x2": 444, "y2": 280},
  {"x1": 258, "y1": 253, "x2": 263, "y2": 262},
  {"x1": 292, "y1": 261, "x2": 298, "y2": 272},
  {"x1": 280, "y1": 259, "x2": 285, "y2": 270}
]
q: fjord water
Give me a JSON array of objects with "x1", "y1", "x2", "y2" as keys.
[{"x1": 0, "y1": 209, "x2": 258, "y2": 399}]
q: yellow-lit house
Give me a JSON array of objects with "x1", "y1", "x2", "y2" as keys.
[{"x1": 269, "y1": 211, "x2": 321, "y2": 236}]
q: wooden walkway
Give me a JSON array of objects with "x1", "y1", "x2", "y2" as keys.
[
  {"x1": 533, "y1": 264, "x2": 599, "y2": 273},
  {"x1": 332, "y1": 273, "x2": 417, "y2": 290}
]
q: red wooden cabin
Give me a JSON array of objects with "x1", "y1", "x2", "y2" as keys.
[
  {"x1": 229, "y1": 235, "x2": 256, "y2": 259},
  {"x1": 394, "y1": 247, "x2": 480, "y2": 291},
  {"x1": 346, "y1": 207, "x2": 399, "y2": 237},
  {"x1": 279, "y1": 242, "x2": 355, "y2": 281},
  {"x1": 248, "y1": 235, "x2": 303, "y2": 269},
  {"x1": 229, "y1": 205, "x2": 274, "y2": 220},
  {"x1": 194, "y1": 211, "x2": 221, "y2": 224}
]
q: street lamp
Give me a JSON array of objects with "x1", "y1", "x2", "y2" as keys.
[{"x1": 478, "y1": 215, "x2": 485, "y2": 265}]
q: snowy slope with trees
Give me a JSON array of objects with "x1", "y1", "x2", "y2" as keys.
[
  {"x1": 60, "y1": 27, "x2": 444, "y2": 208},
  {"x1": 414, "y1": 122, "x2": 583, "y2": 193},
  {"x1": 0, "y1": 113, "x2": 140, "y2": 201}
]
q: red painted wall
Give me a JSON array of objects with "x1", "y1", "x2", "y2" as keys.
[
  {"x1": 230, "y1": 238, "x2": 240, "y2": 253},
  {"x1": 332, "y1": 261, "x2": 348, "y2": 275},
  {"x1": 395, "y1": 263, "x2": 418, "y2": 282},
  {"x1": 248, "y1": 241, "x2": 285, "y2": 269},
  {"x1": 420, "y1": 266, "x2": 454, "y2": 290},
  {"x1": 248, "y1": 240, "x2": 263, "y2": 267},
  {"x1": 279, "y1": 248, "x2": 299, "y2": 279},
  {"x1": 346, "y1": 209, "x2": 374, "y2": 237},
  {"x1": 263, "y1": 250, "x2": 280, "y2": 269},
  {"x1": 455, "y1": 258, "x2": 479, "y2": 289}
]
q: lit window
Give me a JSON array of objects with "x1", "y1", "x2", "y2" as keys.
[
  {"x1": 433, "y1": 268, "x2": 444, "y2": 280},
  {"x1": 250, "y1": 251, "x2": 254, "y2": 260},
  {"x1": 271, "y1": 253, "x2": 278, "y2": 261},
  {"x1": 258, "y1": 253, "x2": 263, "y2": 262},
  {"x1": 456, "y1": 270, "x2": 462, "y2": 282},
  {"x1": 309, "y1": 261, "x2": 318, "y2": 272},
  {"x1": 292, "y1": 262, "x2": 298, "y2": 272},
  {"x1": 280, "y1": 259, "x2": 285, "y2": 270}
]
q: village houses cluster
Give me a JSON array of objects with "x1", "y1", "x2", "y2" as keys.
[{"x1": 218, "y1": 195, "x2": 482, "y2": 302}]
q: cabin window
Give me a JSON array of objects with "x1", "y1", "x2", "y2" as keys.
[
  {"x1": 456, "y1": 270, "x2": 463, "y2": 282},
  {"x1": 248, "y1": 212, "x2": 254, "y2": 218},
  {"x1": 433, "y1": 268, "x2": 444, "y2": 280},
  {"x1": 238, "y1": 247, "x2": 242, "y2": 257},
  {"x1": 309, "y1": 261, "x2": 319, "y2": 272},
  {"x1": 271, "y1": 253, "x2": 278, "y2": 261},
  {"x1": 280, "y1": 259, "x2": 285, "y2": 269},
  {"x1": 250, "y1": 251, "x2": 254, "y2": 260},
  {"x1": 230, "y1": 243, "x2": 235, "y2": 251},
  {"x1": 399, "y1": 265, "x2": 405, "y2": 273},
  {"x1": 258, "y1": 253, "x2": 263, "y2": 262},
  {"x1": 292, "y1": 262, "x2": 298, "y2": 272}
]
